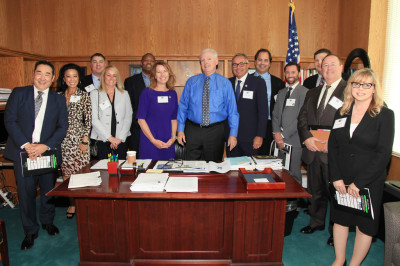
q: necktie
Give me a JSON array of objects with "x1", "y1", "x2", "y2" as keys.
[
  {"x1": 202, "y1": 77, "x2": 210, "y2": 126},
  {"x1": 280, "y1": 87, "x2": 292, "y2": 127},
  {"x1": 235, "y1": 80, "x2": 241, "y2": 102},
  {"x1": 35, "y1": 91, "x2": 44, "y2": 119},
  {"x1": 317, "y1": 85, "x2": 331, "y2": 123}
]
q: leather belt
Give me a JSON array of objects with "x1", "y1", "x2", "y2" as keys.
[{"x1": 188, "y1": 120, "x2": 224, "y2": 128}]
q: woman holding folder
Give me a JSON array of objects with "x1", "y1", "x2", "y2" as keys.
[{"x1": 328, "y1": 68, "x2": 394, "y2": 266}]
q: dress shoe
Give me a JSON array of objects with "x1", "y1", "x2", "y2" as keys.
[
  {"x1": 327, "y1": 234, "x2": 334, "y2": 246},
  {"x1": 300, "y1": 225, "x2": 324, "y2": 234},
  {"x1": 42, "y1": 224, "x2": 59, "y2": 236},
  {"x1": 21, "y1": 233, "x2": 38, "y2": 250}
]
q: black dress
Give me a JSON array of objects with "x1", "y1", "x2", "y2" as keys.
[{"x1": 328, "y1": 105, "x2": 394, "y2": 235}]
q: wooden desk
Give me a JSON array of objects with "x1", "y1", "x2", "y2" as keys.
[{"x1": 48, "y1": 164, "x2": 310, "y2": 266}]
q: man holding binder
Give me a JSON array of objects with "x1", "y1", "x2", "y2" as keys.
[
  {"x1": 4, "y1": 61, "x2": 68, "y2": 250},
  {"x1": 297, "y1": 55, "x2": 346, "y2": 246}
]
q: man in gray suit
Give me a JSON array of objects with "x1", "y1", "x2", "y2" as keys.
[
  {"x1": 272, "y1": 62, "x2": 307, "y2": 185},
  {"x1": 297, "y1": 54, "x2": 347, "y2": 246}
]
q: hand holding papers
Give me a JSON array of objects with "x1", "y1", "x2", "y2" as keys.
[{"x1": 68, "y1": 171, "x2": 102, "y2": 189}]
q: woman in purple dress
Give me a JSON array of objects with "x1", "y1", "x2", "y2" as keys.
[{"x1": 137, "y1": 61, "x2": 178, "y2": 160}]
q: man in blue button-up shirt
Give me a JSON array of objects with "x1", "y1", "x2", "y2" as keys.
[{"x1": 177, "y1": 49, "x2": 239, "y2": 161}]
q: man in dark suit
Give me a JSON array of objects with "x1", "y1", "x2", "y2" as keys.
[
  {"x1": 303, "y1": 48, "x2": 331, "y2": 89},
  {"x1": 252, "y1": 48, "x2": 285, "y2": 155},
  {"x1": 297, "y1": 54, "x2": 346, "y2": 246},
  {"x1": 272, "y1": 62, "x2": 308, "y2": 184},
  {"x1": 81, "y1": 53, "x2": 106, "y2": 91},
  {"x1": 226, "y1": 53, "x2": 268, "y2": 156},
  {"x1": 4, "y1": 61, "x2": 68, "y2": 250},
  {"x1": 124, "y1": 53, "x2": 155, "y2": 155}
]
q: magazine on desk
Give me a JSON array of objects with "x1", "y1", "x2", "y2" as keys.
[{"x1": 330, "y1": 184, "x2": 374, "y2": 220}]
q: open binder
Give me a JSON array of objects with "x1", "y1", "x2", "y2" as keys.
[
  {"x1": 330, "y1": 184, "x2": 374, "y2": 220},
  {"x1": 20, "y1": 150, "x2": 58, "y2": 177}
]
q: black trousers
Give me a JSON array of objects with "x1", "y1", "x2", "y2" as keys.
[
  {"x1": 259, "y1": 120, "x2": 273, "y2": 155},
  {"x1": 97, "y1": 141, "x2": 128, "y2": 160},
  {"x1": 307, "y1": 154, "x2": 333, "y2": 234},
  {"x1": 126, "y1": 125, "x2": 141, "y2": 157},
  {"x1": 13, "y1": 160, "x2": 56, "y2": 235},
  {"x1": 226, "y1": 140, "x2": 260, "y2": 157},
  {"x1": 185, "y1": 121, "x2": 225, "y2": 162}
]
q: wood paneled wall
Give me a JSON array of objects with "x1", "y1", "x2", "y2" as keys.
[
  {"x1": 0, "y1": 0, "x2": 370, "y2": 59},
  {"x1": 0, "y1": 57, "x2": 24, "y2": 88}
]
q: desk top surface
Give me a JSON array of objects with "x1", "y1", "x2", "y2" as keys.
[{"x1": 48, "y1": 161, "x2": 310, "y2": 200}]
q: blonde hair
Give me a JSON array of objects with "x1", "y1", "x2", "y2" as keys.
[
  {"x1": 340, "y1": 68, "x2": 384, "y2": 117},
  {"x1": 99, "y1": 65, "x2": 124, "y2": 93},
  {"x1": 149, "y1": 61, "x2": 176, "y2": 90}
]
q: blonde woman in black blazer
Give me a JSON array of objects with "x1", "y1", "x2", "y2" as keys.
[{"x1": 329, "y1": 68, "x2": 394, "y2": 266}]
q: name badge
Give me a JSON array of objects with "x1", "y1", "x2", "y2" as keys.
[
  {"x1": 99, "y1": 100, "x2": 111, "y2": 110},
  {"x1": 328, "y1": 96, "x2": 343, "y2": 110},
  {"x1": 286, "y1": 99, "x2": 296, "y2": 106},
  {"x1": 85, "y1": 84, "x2": 96, "y2": 93},
  {"x1": 158, "y1": 96, "x2": 168, "y2": 103},
  {"x1": 333, "y1": 117, "x2": 347, "y2": 129},
  {"x1": 70, "y1": 95, "x2": 80, "y2": 103},
  {"x1": 242, "y1": 90, "x2": 253, "y2": 99}
]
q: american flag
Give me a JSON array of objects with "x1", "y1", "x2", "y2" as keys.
[{"x1": 286, "y1": 2, "x2": 300, "y2": 64}]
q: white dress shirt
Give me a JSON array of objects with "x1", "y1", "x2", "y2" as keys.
[
  {"x1": 32, "y1": 86, "x2": 49, "y2": 143},
  {"x1": 317, "y1": 78, "x2": 342, "y2": 108}
]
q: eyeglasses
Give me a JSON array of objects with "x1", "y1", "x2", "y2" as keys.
[
  {"x1": 351, "y1": 82, "x2": 375, "y2": 89},
  {"x1": 232, "y1": 62, "x2": 248, "y2": 68}
]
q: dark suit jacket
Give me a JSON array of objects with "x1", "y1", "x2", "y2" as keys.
[
  {"x1": 303, "y1": 74, "x2": 319, "y2": 89},
  {"x1": 228, "y1": 75, "x2": 268, "y2": 142},
  {"x1": 4, "y1": 86, "x2": 68, "y2": 162},
  {"x1": 82, "y1": 74, "x2": 94, "y2": 89},
  {"x1": 250, "y1": 73, "x2": 285, "y2": 119},
  {"x1": 124, "y1": 73, "x2": 147, "y2": 131},
  {"x1": 328, "y1": 106, "x2": 394, "y2": 188},
  {"x1": 297, "y1": 79, "x2": 347, "y2": 164}
]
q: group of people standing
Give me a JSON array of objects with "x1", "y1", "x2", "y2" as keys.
[{"x1": 4, "y1": 47, "x2": 395, "y2": 266}]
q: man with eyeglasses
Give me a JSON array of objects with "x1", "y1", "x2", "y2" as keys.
[
  {"x1": 303, "y1": 48, "x2": 332, "y2": 89},
  {"x1": 226, "y1": 53, "x2": 268, "y2": 156},
  {"x1": 252, "y1": 48, "x2": 286, "y2": 155},
  {"x1": 298, "y1": 54, "x2": 347, "y2": 247}
]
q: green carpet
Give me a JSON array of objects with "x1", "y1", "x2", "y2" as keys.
[{"x1": 0, "y1": 198, "x2": 384, "y2": 266}]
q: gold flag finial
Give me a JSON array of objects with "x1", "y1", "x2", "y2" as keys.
[{"x1": 289, "y1": 2, "x2": 295, "y2": 24}]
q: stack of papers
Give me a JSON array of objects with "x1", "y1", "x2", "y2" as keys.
[
  {"x1": 165, "y1": 177, "x2": 198, "y2": 192},
  {"x1": 130, "y1": 173, "x2": 169, "y2": 192},
  {"x1": 224, "y1": 156, "x2": 254, "y2": 170},
  {"x1": 252, "y1": 156, "x2": 283, "y2": 170},
  {"x1": 152, "y1": 160, "x2": 231, "y2": 173},
  {"x1": 0, "y1": 88, "x2": 11, "y2": 101},
  {"x1": 90, "y1": 159, "x2": 125, "y2": 170},
  {"x1": 68, "y1": 171, "x2": 102, "y2": 189}
]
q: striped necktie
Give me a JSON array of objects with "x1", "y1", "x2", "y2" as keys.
[
  {"x1": 35, "y1": 91, "x2": 44, "y2": 119},
  {"x1": 202, "y1": 77, "x2": 210, "y2": 126}
]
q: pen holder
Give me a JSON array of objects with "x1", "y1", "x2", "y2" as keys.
[{"x1": 107, "y1": 161, "x2": 118, "y2": 175}]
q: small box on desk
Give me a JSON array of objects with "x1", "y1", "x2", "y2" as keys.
[{"x1": 239, "y1": 168, "x2": 285, "y2": 190}]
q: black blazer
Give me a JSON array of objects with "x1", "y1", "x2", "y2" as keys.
[
  {"x1": 328, "y1": 106, "x2": 394, "y2": 189},
  {"x1": 124, "y1": 73, "x2": 147, "y2": 130},
  {"x1": 297, "y1": 79, "x2": 347, "y2": 164},
  {"x1": 4, "y1": 86, "x2": 68, "y2": 162},
  {"x1": 82, "y1": 74, "x2": 94, "y2": 89},
  {"x1": 250, "y1": 73, "x2": 285, "y2": 119},
  {"x1": 228, "y1": 75, "x2": 268, "y2": 142},
  {"x1": 303, "y1": 74, "x2": 319, "y2": 89}
]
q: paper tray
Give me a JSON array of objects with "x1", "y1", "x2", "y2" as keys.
[{"x1": 239, "y1": 168, "x2": 285, "y2": 190}]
